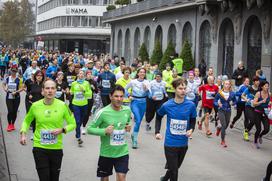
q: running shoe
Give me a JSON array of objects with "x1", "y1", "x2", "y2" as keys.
[
  {"x1": 206, "y1": 131, "x2": 212, "y2": 137},
  {"x1": 216, "y1": 127, "x2": 221, "y2": 137},
  {"x1": 78, "y1": 138, "x2": 83, "y2": 145},
  {"x1": 243, "y1": 131, "x2": 249, "y2": 141},
  {"x1": 145, "y1": 123, "x2": 151, "y2": 131},
  {"x1": 254, "y1": 143, "x2": 260, "y2": 149},
  {"x1": 131, "y1": 134, "x2": 138, "y2": 149},
  {"x1": 259, "y1": 137, "x2": 263, "y2": 144},
  {"x1": 197, "y1": 121, "x2": 202, "y2": 130},
  {"x1": 221, "y1": 141, "x2": 227, "y2": 148},
  {"x1": 81, "y1": 127, "x2": 86, "y2": 135},
  {"x1": 11, "y1": 124, "x2": 15, "y2": 131},
  {"x1": 230, "y1": 123, "x2": 234, "y2": 129},
  {"x1": 6, "y1": 124, "x2": 12, "y2": 132}
]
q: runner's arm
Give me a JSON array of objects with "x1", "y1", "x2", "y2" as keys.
[
  {"x1": 63, "y1": 105, "x2": 76, "y2": 133},
  {"x1": 87, "y1": 111, "x2": 106, "y2": 136}
]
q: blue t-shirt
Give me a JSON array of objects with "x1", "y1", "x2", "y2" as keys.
[{"x1": 157, "y1": 99, "x2": 197, "y2": 147}]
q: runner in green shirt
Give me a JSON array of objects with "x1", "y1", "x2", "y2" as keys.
[
  {"x1": 172, "y1": 57, "x2": 183, "y2": 76},
  {"x1": 20, "y1": 79, "x2": 76, "y2": 181},
  {"x1": 116, "y1": 66, "x2": 132, "y2": 106},
  {"x1": 88, "y1": 85, "x2": 131, "y2": 181}
]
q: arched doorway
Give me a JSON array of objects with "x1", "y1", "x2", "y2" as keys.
[
  {"x1": 199, "y1": 20, "x2": 211, "y2": 67},
  {"x1": 244, "y1": 16, "x2": 262, "y2": 78},
  {"x1": 155, "y1": 25, "x2": 163, "y2": 45},
  {"x1": 182, "y1": 21, "x2": 193, "y2": 45},
  {"x1": 134, "y1": 28, "x2": 141, "y2": 59},
  {"x1": 117, "y1": 30, "x2": 122, "y2": 57},
  {"x1": 144, "y1": 26, "x2": 151, "y2": 54},
  {"x1": 125, "y1": 29, "x2": 131, "y2": 63},
  {"x1": 168, "y1": 24, "x2": 176, "y2": 47},
  {"x1": 219, "y1": 18, "x2": 234, "y2": 77}
]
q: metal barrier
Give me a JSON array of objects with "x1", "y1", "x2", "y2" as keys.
[{"x1": 0, "y1": 118, "x2": 11, "y2": 181}]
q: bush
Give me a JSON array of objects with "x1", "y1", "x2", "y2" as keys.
[
  {"x1": 159, "y1": 41, "x2": 176, "y2": 71},
  {"x1": 180, "y1": 40, "x2": 194, "y2": 71},
  {"x1": 106, "y1": 5, "x2": 116, "y2": 11},
  {"x1": 150, "y1": 40, "x2": 162, "y2": 65},
  {"x1": 138, "y1": 43, "x2": 149, "y2": 62},
  {"x1": 115, "y1": 0, "x2": 130, "y2": 5}
]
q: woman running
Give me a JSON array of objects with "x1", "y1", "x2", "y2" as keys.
[
  {"x1": 214, "y1": 80, "x2": 236, "y2": 147},
  {"x1": 125, "y1": 68, "x2": 149, "y2": 149},
  {"x1": 2, "y1": 67, "x2": 23, "y2": 131}
]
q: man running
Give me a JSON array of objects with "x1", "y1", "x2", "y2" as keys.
[
  {"x1": 20, "y1": 79, "x2": 76, "y2": 181},
  {"x1": 88, "y1": 85, "x2": 131, "y2": 181},
  {"x1": 157, "y1": 78, "x2": 196, "y2": 181}
]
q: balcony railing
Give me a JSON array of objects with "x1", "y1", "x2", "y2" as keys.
[{"x1": 103, "y1": 0, "x2": 218, "y2": 21}]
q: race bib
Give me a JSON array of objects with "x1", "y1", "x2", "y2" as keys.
[
  {"x1": 110, "y1": 130, "x2": 126, "y2": 146},
  {"x1": 40, "y1": 130, "x2": 57, "y2": 145},
  {"x1": 206, "y1": 91, "x2": 215, "y2": 100},
  {"x1": 55, "y1": 91, "x2": 62, "y2": 98},
  {"x1": 102, "y1": 80, "x2": 111, "y2": 88},
  {"x1": 187, "y1": 92, "x2": 196, "y2": 101},
  {"x1": 170, "y1": 119, "x2": 187, "y2": 135},
  {"x1": 75, "y1": 92, "x2": 84, "y2": 101},
  {"x1": 154, "y1": 91, "x2": 163, "y2": 100},
  {"x1": 67, "y1": 76, "x2": 73, "y2": 86},
  {"x1": 8, "y1": 82, "x2": 17, "y2": 92}
]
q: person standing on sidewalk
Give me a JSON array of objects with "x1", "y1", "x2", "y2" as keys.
[
  {"x1": 20, "y1": 79, "x2": 76, "y2": 181},
  {"x1": 157, "y1": 78, "x2": 196, "y2": 181},
  {"x1": 88, "y1": 85, "x2": 131, "y2": 181}
]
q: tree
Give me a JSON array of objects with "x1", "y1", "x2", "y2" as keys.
[
  {"x1": 150, "y1": 40, "x2": 162, "y2": 65},
  {"x1": 0, "y1": 0, "x2": 34, "y2": 47},
  {"x1": 180, "y1": 40, "x2": 194, "y2": 71},
  {"x1": 138, "y1": 43, "x2": 149, "y2": 62},
  {"x1": 159, "y1": 41, "x2": 176, "y2": 71}
]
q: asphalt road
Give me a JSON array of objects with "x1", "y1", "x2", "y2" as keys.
[{"x1": 0, "y1": 90, "x2": 271, "y2": 181}]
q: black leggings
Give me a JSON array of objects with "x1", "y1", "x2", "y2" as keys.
[
  {"x1": 232, "y1": 103, "x2": 248, "y2": 128},
  {"x1": 254, "y1": 112, "x2": 270, "y2": 143},
  {"x1": 82, "y1": 99, "x2": 94, "y2": 127},
  {"x1": 0, "y1": 66, "x2": 5, "y2": 78},
  {"x1": 146, "y1": 97, "x2": 165, "y2": 124},
  {"x1": 162, "y1": 146, "x2": 188, "y2": 181},
  {"x1": 101, "y1": 95, "x2": 111, "y2": 107},
  {"x1": 264, "y1": 160, "x2": 272, "y2": 181},
  {"x1": 6, "y1": 98, "x2": 20, "y2": 124},
  {"x1": 245, "y1": 106, "x2": 255, "y2": 132},
  {"x1": 32, "y1": 147, "x2": 63, "y2": 181}
]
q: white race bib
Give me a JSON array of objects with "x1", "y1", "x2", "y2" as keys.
[
  {"x1": 110, "y1": 130, "x2": 126, "y2": 146},
  {"x1": 154, "y1": 91, "x2": 163, "y2": 100},
  {"x1": 75, "y1": 92, "x2": 84, "y2": 101},
  {"x1": 40, "y1": 130, "x2": 57, "y2": 145},
  {"x1": 102, "y1": 80, "x2": 111, "y2": 88},
  {"x1": 55, "y1": 91, "x2": 62, "y2": 98},
  {"x1": 67, "y1": 76, "x2": 73, "y2": 86},
  {"x1": 170, "y1": 119, "x2": 187, "y2": 135},
  {"x1": 8, "y1": 82, "x2": 17, "y2": 92},
  {"x1": 206, "y1": 91, "x2": 215, "y2": 100}
]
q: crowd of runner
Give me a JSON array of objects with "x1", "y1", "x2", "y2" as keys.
[{"x1": 0, "y1": 48, "x2": 271, "y2": 181}]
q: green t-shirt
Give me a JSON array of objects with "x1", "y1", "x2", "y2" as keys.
[
  {"x1": 114, "y1": 66, "x2": 121, "y2": 74},
  {"x1": 87, "y1": 105, "x2": 131, "y2": 158},
  {"x1": 70, "y1": 80, "x2": 92, "y2": 106},
  {"x1": 20, "y1": 99, "x2": 76, "y2": 150},
  {"x1": 162, "y1": 70, "x2": 173, "y2": 83},
  {"x1": 130, "y1": 71, "x2": 137, "y2": 79},
  {"x1": 172, "y1": 58, "x2": 183, "y2": 74},
  {"x1": 146, "y1": 71, "x2": 154, "y2": 81}
]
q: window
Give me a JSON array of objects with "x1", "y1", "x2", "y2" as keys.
[
  {"x1": 67, "y1": 16, "x2": 71, "y2": 26},
  {"x1": 67, "y1": 0, "x2": 72, "y2": 5},
  {"x1": 81, "y1": 16, "x2": 88, "y2": 26},
  {"x1": 61, "y1": 16, "x2": 66, "y2": 27},
  {"x1": 88, "y1": 16, "x2": 92, "y2": 27},
  {"x1": 72, "y1": 16, "x2": 80, "y2": 27},
  {"x1": 62, "y1": 0, "x2": 67, "y2": 5},
  {"x1": 96, "y1": 17, "x2": 99, "y2": 27},
  {"x1": 82, "y1": 0, "x2": 89, "y2": 4},
  {"x1": 73, "y1": 0, "x2": 79, "y2": 4}
]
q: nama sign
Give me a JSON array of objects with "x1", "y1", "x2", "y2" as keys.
[{"x1": 66, "y1": 8, "x2": 88, "y2": 15}]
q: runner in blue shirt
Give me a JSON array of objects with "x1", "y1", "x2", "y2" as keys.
[{"x1": 157, "y1": 78, "x2": 196, "y2": 181}]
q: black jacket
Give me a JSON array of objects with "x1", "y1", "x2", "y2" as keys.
[{"x1": 232, "y1": 68, "x2": 248, "y2": 86}]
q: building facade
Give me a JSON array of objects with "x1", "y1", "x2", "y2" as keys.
[
  {"x1": 103, "y1": 0, "x2": 272, "y2": 83},
  {"x1": 36, "y1": 0, "x2": 114, "y2": 54}
]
